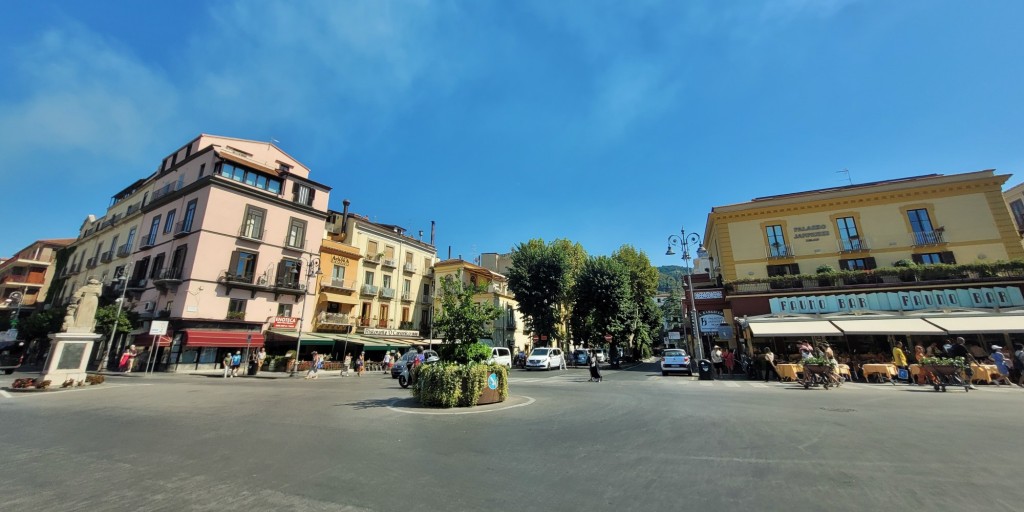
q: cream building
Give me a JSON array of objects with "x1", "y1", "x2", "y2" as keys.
[{"x1": 433, "y1": 259, "x2": 529, "y2": 352}]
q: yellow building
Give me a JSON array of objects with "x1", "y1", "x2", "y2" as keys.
[{"x1": 432, "y1": 259, "x2": 529, "y2": 352}]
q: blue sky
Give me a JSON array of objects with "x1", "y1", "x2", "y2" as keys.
[{"x1": 2, "y1": 1, "x2": 1023, "y2": 268}]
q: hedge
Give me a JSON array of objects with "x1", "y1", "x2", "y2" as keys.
[{"x1": 413, "y1": 363, "x2": 509, "y2": 408}]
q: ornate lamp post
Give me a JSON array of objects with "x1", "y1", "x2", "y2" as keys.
[
  {"x1": 290, "y1": 256, "x2": 321, "y2": 377},
  {"x1": 666, "y1": 228, "x2": 707, "y2": 363},
  {"x1": 102, "y1": 262, "x2": 131, "y2": 371}
]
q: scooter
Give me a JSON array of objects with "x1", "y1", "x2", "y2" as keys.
[{"x1": 399, "y1": 355, "x2": 439, "y2": 388}]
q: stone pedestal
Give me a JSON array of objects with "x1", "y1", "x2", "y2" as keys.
[{"x1": 40, "y1": 333, "x2": 102, "y2": 385}]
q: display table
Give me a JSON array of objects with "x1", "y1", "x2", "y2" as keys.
[
  {"x1": 775, "y1": 363, "x2": 801, "y2": 382},
  {"x1": 970, "y1": 363, "x2": 1001, "y2": 384},
  {"x1": 836, "y1": 364, "x2": 852, "y2": 380},
  {"x1": 862, "y1": 363, "x2": 897, "y2": 382}
]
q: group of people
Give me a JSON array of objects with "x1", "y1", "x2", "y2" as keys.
[
  {"x1": 708, "y1": 345, "x2": 739, "y2": 378},
  {"x1": 758, "y1": 340, "x2": 839, "y2": 383},
  {"x1": 221, "y1": 347, "x2": 267, "y2": 378},
  {"x1": 900, "y1": 337, "x2": 1024, "y2": 389}
]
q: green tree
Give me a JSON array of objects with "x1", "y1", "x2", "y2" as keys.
[
  {"x1": 19, "y1": 306, "x2": 66, "y2": 342},
  {"x1": 612, "y1": 245, "x2": 662, "y2": 360},
  {"x1": 433, "y1": 270, "x2": 502, "y2": 363},
  {"x1": 506, "y1": 239, "x2": 570, "y2": 345},
  {"x1": 94, "y1": 304, "x2": 135, "y2": 339},
  {"x1": 549, "y1": 238, "x2": 587, "y2": 346},
  {"x1": 570, "y1": 256, "x2": 631, "y2": 351}
]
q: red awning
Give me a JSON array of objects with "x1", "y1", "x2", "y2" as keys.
[
  {"x1": 133, "y1": 333, "x2": 173, "y2": 347},
  {"x1": 183, "y1": 329, "x2": 265, "y2": 348}
]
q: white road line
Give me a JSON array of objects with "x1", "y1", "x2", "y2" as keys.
[
  {"x1": 724, "y1": 382, "x2": 741, "y2": 388},
  {"x1": 0, "y1": 389, "x2": 12, "y2": 399},
  {"x1": 748, "y1": 383, "x2": 768, "y2": 388},
  {"x1": 698, "y1": 381, "x2": 713, "y2": 387}
]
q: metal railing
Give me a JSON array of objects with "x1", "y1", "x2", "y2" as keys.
[
  {"x1": 139, "y1": 233, "x2": 157, "y2": 249},
  {"x1": 766, "y1": 243, "x2": 791, "y2": 259},
  {"x1": 174, "y1": 220, "x2": 194, "y2": 237},
  {"x1": 912, "y1": 230, "x2": 944, "y2": 246},
  {"x1": 403, "y1": 263, "x2": 416, "y2": 273},
  {"x1": 382, "y1": 258, "x2": 397, "y2": 268},
  {"x1": 322, "y1": 278, "x2": 356, "y2": 290},
  {"x1": 153, "y1": 267, "x2": 183, "y2": 281},
  {"x1": 360, "y1": 284, "x2": 379, "y2": 295},
  {"x1": 317, "y1": 312, "x2": 352, "y2": 325},
  {"x1": 86, "y1": 257, "x2": 98, "y2": 269},
  {"x1": 379, "y1": 287, "x2": 395, "y2": 299},
  {"x1": 838, "y1": 238, "x2": 868, "y2": 252},
  {"x1": 151, "y1": 181, "x2": 182, "y2": 202},
  {"x1": 100, "y1": 251, "x2": 114, "y2": 263},
  {"x1": 237, "y1": 225, "x2": 264, "y2": 241},
  {"x1": 117, "y1": 244, "x2": 132, "y2": 258}
]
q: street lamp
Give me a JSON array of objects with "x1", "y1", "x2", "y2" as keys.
[
  {"x1": 666, "y1": 228, "x2": 707, "y2": 363},
  {"x1": 290, "y1": 256, "x2": 321, "y2": 377},
  {"x1": 102, "y1": 262, "x2": 131, "y2": 371}
]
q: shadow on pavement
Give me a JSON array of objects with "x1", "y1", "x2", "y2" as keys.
[{"x1": 346, "y1": 398, "x2": 402, "y2": 410}]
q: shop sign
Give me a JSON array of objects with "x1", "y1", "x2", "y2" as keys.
[
  {"x1": 331, "y1": 255, "x2": 350, "y2": 265},
  {"x1": 364, "y1": 328, "x2": 420, "y2": 337},
  {"x1": 272, "y1": 316, "x2": 299, "y2": 329},
  {"x1": 769, "y1": 286, "x2": 1024, "y2": 314},
  {"x1": 717, "y1": 325, "x2": 734, "y2": 339},
  {"x1": 693, "y1": 290, "x2": 723, "y2": 300},
  {"x1": 698, "y1": 310, "x2": 725, "y2": 333},
  {"x1": 793, "y1": 224, "x2": 829, "y2": 242}
]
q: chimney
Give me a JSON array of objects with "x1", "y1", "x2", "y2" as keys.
[
  {"x1": 418, "y1": 230, "x2": 424, "y2": 242},
  {"x1": 340, "y1": 199, "x2": 351, "y2": 241},
  {"x1": 430, "y1": 220, "x2": 436, "y2": 246}
]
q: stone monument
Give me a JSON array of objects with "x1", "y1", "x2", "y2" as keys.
[{"x1": 41, "y1": 278, "x2": 104, "y2": 384}]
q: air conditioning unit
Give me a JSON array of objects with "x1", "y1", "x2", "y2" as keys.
[{"x1": 143, "y1": 301, "x2": 155, "y2": 311}]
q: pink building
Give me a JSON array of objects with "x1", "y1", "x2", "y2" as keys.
[{"x1": 124, "y1": 135, "x2": 330, "y2": 371}]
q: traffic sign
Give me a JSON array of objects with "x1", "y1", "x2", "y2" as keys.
[
  {"x1": 149, "y1": 320, "x2": 169, "y2": 335},
  {"x1": 604, "y1": 334, "x2": 613, "y2": 342}
]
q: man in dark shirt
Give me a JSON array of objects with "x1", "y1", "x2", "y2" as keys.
[{"x1": 947, "y1": 337, "x2": 978, "y2": 389}]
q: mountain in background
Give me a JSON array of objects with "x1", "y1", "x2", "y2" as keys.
[{"x1": 656, "y1": 265, "x2": 690, "y2": 292}]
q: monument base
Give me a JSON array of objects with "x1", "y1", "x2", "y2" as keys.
[{"x1": 40, "y1": 333, "x2": 102, "y2": 385}]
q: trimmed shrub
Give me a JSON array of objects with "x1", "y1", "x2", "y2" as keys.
[
  {"x1": 85, "y1": 374, "x2": 105, "y2": 385},
  {"x1": 458, "y1": 364, "x2": 509, "y2": 407},
  {"x1": 414, "y1": 362, "x2": 509, "y2": 408}
]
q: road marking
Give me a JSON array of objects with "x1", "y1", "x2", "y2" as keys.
[
  {"x1": 0, "y1": 389, "x2": 11, "y2": 399},
  {"x1": 5, "y1": 383, "x2": 151, "y2": 398},
  {"x1": 724, "y1": 382, "x2": 741, "y2": 388},
  {"x1": 748, "y1": 383, "x2": 768, "y2": 388},
  {"x1": 698, "y1": 381, "x2": 713, "y2": 387},
  {"x1": 387, "y1": 395, "x2": 536, "y2": 415}
]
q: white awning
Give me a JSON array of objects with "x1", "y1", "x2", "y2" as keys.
[
  {"x1": 923, "y1": 315, "x2": 1024, "y2": 334},
  {"x1": 747, "y1": 321, "x2": 843, "y2": 337},
  {"x1": 830, "y1": 318, "x2": 945, "y2": 335}
]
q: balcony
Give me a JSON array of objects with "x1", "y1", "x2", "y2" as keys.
[
  {"x1": 321, "y1": 278, "x2": 357, "y2": 292},
  {"x1": 766, "y1": 243, "x2": 792, "y2": 259},
  {"x1": 218, "y1": 270, "x2": 304, "y2": 300},
  {"x1": 401, "y1": 291, "x2": 412, "y2": 301},
  {"x1": 381, "y1": 258, "x2": 397, "y2": 269},
  {"x1": 420, "y1": 294, "x2": 433, "y2": 304},
  {"x1": 317, "y1": 312, "x2": 352, "y2": 326},
  {"x1": 127, "y1": 278, "x2": 148, "y2": 290},
  {"x1": 1, "y1": 274, "x2": 46, "y2": 286},
  {"x1": 364, "y1": 254, "x2": 381, "y2": 265},
  {"x1": 153, "y1": 267, "x2": 183, "y2": 288},
  {"x1": 125, "y1": 202, "x2": 142, "y2": 215},
  {"x1": 237, "y1": 225, "x2": 264, "y2": 242},
  {"x1": 173, "y1": 220, "x2": 194, "y2": 238},
  {"x1": 912, "y1": 230, "x2": 945, "y2": 246},
  {"x1": 379, "y1": 287, "x2": 395, "y2": 300},
  {"x1": 150, "y1": 180, "x2": 182, "y2": 202},
  {"x1": 360, "y1": 284, "x2": 379, "y2": 296},
  {"x1": 838, "y1": 237, "x2": 869, "y2": 253},
  {"x1": 116, "y1": 244, "x2": 132, "y2": 258},
  {"x1": 273, "y1": 276, "x2": 305, "y2": 292},
  {"x1": 221, "y1": 272, "x2": 254, "y2": 285},
  {"x1": 139, "y1": 233, "x2": 157, "y2": 250},
  {"x1": 403, "y1": 262, "x2": 416, "y2": 273},
  {"x1": 100, "y1": 251, "x2": 114, "y2": 264},
  {"x1": 86, "y1": 257, "x2": 98, "y2": 269}
]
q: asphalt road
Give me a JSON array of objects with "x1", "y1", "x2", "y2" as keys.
[{"x1": 1, "y1": 364, "x2": 1021, "y2": 511}]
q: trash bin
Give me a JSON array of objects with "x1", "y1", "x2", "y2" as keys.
[
  {"x1": 698, "y1": 359, "x2": 715, "y2": 380},
  {"x1": 247, "y1": 361, "x2": 258, "y2": 376}
]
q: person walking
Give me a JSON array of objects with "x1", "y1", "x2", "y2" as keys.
[
  {"x1": 763, "y1": 348, "x2": 779, "y2": 383},
  {"x1": 356, "y1": 352, "x2": 365, "y2": 376},
  {"x1": 947, "y1": 337, "x2": 978, "y2": 390},
  {"x1": 710, "y1": 345, "x2": 724, "y2": 378},
  {"x1": 305, "y1": 351, "x2": 320, "y2": 379},
  {"x1": 222, "y1": 352, "x2": 232, "y2": 378},
  {"x1": 1014, "y1": 344, "x2": 1024, "y2": 387},
  {"x1": 119, "y1": 349, "x2": 132, "y2": 373},
  {"x1": 230, "y1": 350, "x2": 242, "y2": 377},
  {"x1": 892, "y1": 341, "x2": 909, "y2": 384},
  {"x1": 382, "y1": 352, "x2": 392, "y2": 375},
  {"x1": 723, "y1": 348, "x2": 735, "y2": 379},
  {"x1": 126, "y1": 345, "x2": 139, "y2": 373},
  {"x1": 989, "y1": 345, "x2": 1013, "y2": 386},
  {"x1": 254, "y1": 347, "x2": 266, "y2": 375}
]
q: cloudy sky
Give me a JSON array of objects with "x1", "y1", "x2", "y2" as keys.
[{"x1": 2, "y1": 1, "x2": 1022, "y2": 267}]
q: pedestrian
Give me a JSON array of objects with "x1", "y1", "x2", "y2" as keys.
[
  {"x1": 342, "y1": 353, "x2": 352, "y2": 377},
  {"x1": 382, "y1": 352, "x2": 392, "y2": 375},
  {"x1": 1014, "y1": 344, "x2": 1024, "y2": 387},
  {"x1": 710, "y1": 345, "x2": 724, "y2": 378},
  {"x1": 305, "y1": 351, "x2": 319, "y2": 379},
  {"x1": 989, "y1": 345, "x2": 1012, "y2": 386},
  {"x1": 126, "y1": 345, "x2": 139, "y2": 373},
  {"x1": 763, "y1": 348, "x2": 779, "y2": 382},
  {"x1": 723, "y1": 348, "x2": 735, "y2": 379},
  {"x1": 798, "y1": 340, "x2": 814, "y2": 361},
  {"x1": 255, "y1": 347, "x2": 266, "y2": 375},
  {"x1": 892, "y1": 341, "x2": 909, "y2": 384},
  {"x1": 913, "y1": 344, "x2": 932, "y2": 385},
  {"x1": 230, "y1": 350, "x2": 242, "y2": 377},
  {"x1": 119, "y1": 349, "x2": 132, "y2": 373},
  {"x1": 356, "y1": 351, "x2": 365, "y2": 376},
  {"x1": 946, "y1": 337, "x2": 978, "y2": 390},
  {"x1": 222, "y1": 352, "x2": 232, "y2": 378}
]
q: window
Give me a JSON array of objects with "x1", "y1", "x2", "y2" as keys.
[
  {"x1": 228, "y1": 250, "x2": 258, "y2": 282},
  {"x1": 766, "y1": 263, "x2": 800, "y2": 277},
  {"x1": 182, "y1": 199, "x2": 197, "y2": 232},
  {"x1": 125, "y1": 227, "x2": 137, "y2": 250},
  {"x1": 241, "y1": 205, "x2": 266, "y2": 240},
  {"x1": 403, "y1": 279, "x2": 411, "y2": 295},
  {"x1": 423, "y1": 283, "x2": 431, "y2": 296},
  {"x1": 382, "y1": 275, "x2": 392, "y2": 290},
  {"x1": 367, "y1": 240, "x2": 379, "y2": 258},
  {"x1": 423, "y1": 257, "x2": 431, "y2": 272},
  {"x1": 228, "y1": 298, "x2": 247, "y2": 315},
  {"x1": 164, "y1": 209, "x2": 176, "y2": 234},
  {"x1": 839, "y1": 258, "x2": 876, "y2": 271},
  {"x1": 198, "y1": 163, "x2": 206, "y2": 177},
  {"x1": 766, "y1": 225, "x2": 787, "y2": 257},
  {"x1": 360, "y1": 303, "x2": 372, "y2": 326},
  {"x1": 293, "y1": 184, "x2": 315, "y2": 206},
  {"x1": 170, "y1": 245, "x2": 188, "y2": 274},
  {"x1": 912, "y1": 252, "x2": 955, "y2": 265},
  {"x1": 277, "y1": 303, "x2": 293, "y2": 317},
  {"x1": 365, "y1": 271, "x2": 375, "y2": 285},
  {"x1": 1012, "y1": 200, "x2": 1024, "y2": 231},
  {"x1": 286, "y1": 218, "x2": 307, "y2": 249},
  {"x1": 109, "y1": 235, "x2": 119, "y2": 252},
  {"x1": 150, "y1": 253, "x2": 166, "y2": 278},
  {"x1": 384, "y1": 245, "x2": 395, "y2": 262},
  {"x1": 836, "y1": 217, "x2": 862, "y2": 251},
  {"x1": 402, "y1": 307, "x2": 410, "y2": 323},
  {"x1": 277, "y1": 259, "x2": 302, "y2": 287},
  {"x1": 146, "y1": 215, "x2": 161, "y2": 245},
  {"x1": 907, "y1": 208, "x2": 938, "y2": 244},
  {"x1": 331, "y1": 265, "x2": 346, "y2": 281},
  {"x1": 216, "y1": 162, "x2": 282, "y2": 194},
  {"x1": 378, "y1": 304, "x2": 390, "y2": 327},
  {"x1": 405, "y1": 252, "x2": 414, "y2": 265}
]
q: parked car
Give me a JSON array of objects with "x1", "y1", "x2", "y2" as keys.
[
  {"x1": 572, "y1": 349, "x2": 590, "y2": 366},
  {"x1": 592, "y1": 349, "x2": 608, "y2": 364},
  {"x1": 525, "y1": 347, "x2": 565, "y2": 371},
  {"x1": 0, "y1": 341, "x2": 25, "y2": 375},
  {"x1": 486, "y1": 347, "x2": 512, "y2": 368},
  {"x1": 661, "y1": 348, "x2": 692, "y2": 376},
  {"x1": 390, "y1": 349, "x2": 439, "y2": 378}
]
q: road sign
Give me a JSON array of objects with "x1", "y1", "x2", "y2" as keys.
[
  {"x1": 604, "y1": 334, "x2": 613, "y2": 342},
  {"x1": 540, "y1": 335, "x2": 548, "y2": 341},
  {"x1": 532, "y1": 335, "x2": 538, "y2": 341},
  {"x1": 149, "y1": 320, "x2": 169, "y2": 335}
]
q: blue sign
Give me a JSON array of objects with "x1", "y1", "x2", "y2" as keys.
[
  {"x1": 487, "y1": 373, "x2": 498, "y2": 390},
  {"x1": 769, "y1": 287, "x2": 1024, "y2": 314}
]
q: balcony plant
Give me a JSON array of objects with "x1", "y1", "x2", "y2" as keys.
[{"x1": 226, "y1": 311, "x2": 246, "y2": 320}]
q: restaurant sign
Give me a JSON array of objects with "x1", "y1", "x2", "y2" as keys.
[
  {"x1": 698, "y1": 310, "x2": 725, "y2": 334},
  {"x1": 271, "y1": 316, "x2": 299, "y2": 329},
  {"x1": 363, "y1": 328, "x2": 420, "y2": 337},
  {"x1": 769, "y1": 287, "x2": 1024, "y2": 314}
]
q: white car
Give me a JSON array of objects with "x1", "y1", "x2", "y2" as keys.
[
  {"x1": 661, "y1": 348, "x2": 692, "y2": 376},
  {"x1": 525, "y1": 348, "x2": 565, "y2": 371},
  {"x1": 486, "y1": 347, "x2": 512, "y2": 368},
  {"x1": 593, "y1": 349, "x2": 608, "y2": 364}
]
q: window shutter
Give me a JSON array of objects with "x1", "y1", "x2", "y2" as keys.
[
  {"x1": 911, "y1": 254, "x2": 924, "y2": 264},
  {"x1": 788, "y1": 263, "x2": 801, "y2": 275},
  {"x1": 276, "y1": 259, "x2": 287, "y2": 285},
  {"x1": 307, "y1": 188, "x2": 315, "y2": 206},
  {"x1": 940, "y1": 251, "x2": 956, "y2": 264},
  {"x1": 864, "y1": 257, "x2": 877, "y2": 270},
  {"x1": 228, "y1": 250, "x2": 240, "y2": 277},
  {"x1": 838, "y1": 259, "x2": 850, "y2": 271}
]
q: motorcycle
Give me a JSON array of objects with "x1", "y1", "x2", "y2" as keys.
[{"x1": 399, "y1": 354, "x2": 439, "y2": 388}]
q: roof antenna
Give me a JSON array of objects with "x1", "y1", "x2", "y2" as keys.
[{"x1": 837, "y1": 168, "x2": 852, "y2": 185}]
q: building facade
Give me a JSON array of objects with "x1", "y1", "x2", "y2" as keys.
[
  {"x1": 433, "y1": 259, "x2": 529, "y2": 353},
  {"x1": 1, "y1": 239, "x2": 74, "y2": 320}
]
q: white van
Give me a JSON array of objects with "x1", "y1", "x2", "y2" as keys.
[{"x1": 487, "y1": 347, "x2": 512, "y2": 368}]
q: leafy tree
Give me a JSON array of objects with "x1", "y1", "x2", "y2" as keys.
[
  {"x1": 549, "y1": 239, "x2": 587, "y2": 346},
  {"x1": 18, "y1": 306, "x2": 66, "y2": 342},
  {"x1": 433, "y1": 270, "x2": 502, "y2": 363},
  {"x1": 612, "y1": 245, "x2": 662, "y2": 360},
  {"x1": 570, "y1": 256, "x2": 631, "y2": 351},
  {"x1": 94, "y1": 304, "x2": 136, "y2": 339},
  {"x1": 660, "y1": 286, "x2": 683, "y2": 330},
  {"x1": 506, "y1": 239, "x2": 570, "y2": 345}
]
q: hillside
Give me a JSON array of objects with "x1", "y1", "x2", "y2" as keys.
[{"x1": 657, "y1": 265, "x2": 691, "y2": 292}]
